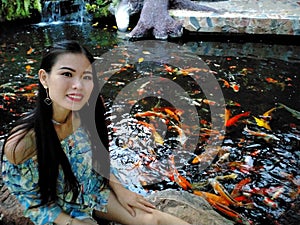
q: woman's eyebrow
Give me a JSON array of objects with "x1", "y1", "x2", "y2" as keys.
[
  {"x1": 59, "y1": 67, "x2": 92, "y2": 74},
  {"x1": 59, "y1": 66, "x2": 76, "y2": 72},
  {"x1": 83, "y1": 70, "x2": 93, "y2": 75}
]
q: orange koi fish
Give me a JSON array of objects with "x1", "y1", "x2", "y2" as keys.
[
  {"x1": 265, "y1": 77, "x2": 285, "y2": 90},
  {"x1": 207, "y1": 201, "x2": 250, "y2": 224},
  {"x1": 191, "y1": 146, "x2": 220, "y2": 164},
  {"x1": 231, "y1": 177, "x2": 252, "y2": 198},
  {"x1": 202, "y1": 99, "x2": 216, "y2": 106},
  {"x1": 244, "y1": 126, "x2": 280, "y2": 142},
  {"x1": 164, "y1": 64, "x2": 175, "y2": 73},
  {"x1": 164, "y1": 108, "x2": 180, "y2": 122},
  {"x1": 25, "y1": 65, "x2": 32, "y2": 74},
  {"x1": 136, "y1": 121, "x2": 164, "y2": 144},
  {"x1": 26, "y1": 47, "x2": 34, "y2": 55},
  {"x1": 193, "y1": 190, "x2": 230, "y2": 206},
  {"x1": 171, "y1": 172, "x2": 192, "y2": 190},
  {"x1": 179, "y1": 67, "x2": 207, "y2": 75},
  {"x1": 168, "y1": 155, "x2": 192, "y2": 190},
  {"x1": 22, "y1": 92, "x2": 36, "y2": 99},
  {"x1": 210, "y1": 178, "x2": 241, "y2": 207},
  {"x1": 224, "y1": 108, "x2": 231, "y2": 126},
  {"x1": 193, "y1": 188, "x2": 251, "y2": 224},
  {"x1": 153, "y1": 107, "x2": 183, "y2": 123},
  {"x1": 153, "y1": 107, "x2": 184, "y2": 116},
  {"x1": 23, "y1": 83, "x2": 38, "y2": 91},
  {"x1": 219, "y1": 78, "x2": 230, "y2": 88},
  {"x1": 257, "y1": 106, "x2": 277, "y2": 121},
  {"x1": 134, "y1": 111, "x2": 166, "y2": 119},
  {"x1": 265, "y1": 77, "x2": 278, "y2": 83},
  {"x1": 167, "y1": 124, "x2": 187, "y2": 145},
  {"x1": 225, "y1": 111, "x2": 251, "y2": 127},
  {"x1": 263, "y1": 106, "x2": 277, "y2": 117}
]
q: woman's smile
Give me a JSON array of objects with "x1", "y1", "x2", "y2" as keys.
[{"x1": 67, "y1": 93, "x2": 84, "y2": 102}]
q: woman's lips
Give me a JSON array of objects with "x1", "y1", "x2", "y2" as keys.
[{"x1": 67, "y1": 94, "x2": 83, "y2": 102}]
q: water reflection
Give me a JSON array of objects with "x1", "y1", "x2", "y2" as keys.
[{"x1": 0, "y1": 23, "x2": 300, "y2": 225}]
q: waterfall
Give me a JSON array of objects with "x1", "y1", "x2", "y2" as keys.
[{"x1": 40, "y1": 0, "x2": 90, "y2": 24}]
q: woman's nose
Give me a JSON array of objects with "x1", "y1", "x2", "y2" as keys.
[{"x1": 72, "y1": 78, "x2": 83, "y2": 89}]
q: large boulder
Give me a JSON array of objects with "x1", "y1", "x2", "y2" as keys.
[{"x1": 146, "y1": 189, "x2": 234, "y2": 225}]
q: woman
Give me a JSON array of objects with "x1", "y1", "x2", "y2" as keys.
[{"x1": 1, "y1": 40, "x2": 190, "y2": 225}]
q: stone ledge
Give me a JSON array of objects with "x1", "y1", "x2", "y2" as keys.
[{"x1": 170, "y1": 0, "x2": 300, "y2": 35}]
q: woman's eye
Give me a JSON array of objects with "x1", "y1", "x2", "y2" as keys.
[
  {"x1": 83, "y1": 75, "x2": 93, "y2": 80},
  {"x1": 62, "y1": 72, "x2": 72, "y2": 77}
]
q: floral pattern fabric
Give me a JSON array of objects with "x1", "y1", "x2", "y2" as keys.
[{"x1": 2, "y1": 127, "x2": 110, "y2": 225}]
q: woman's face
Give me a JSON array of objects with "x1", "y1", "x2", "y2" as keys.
[{"x1": 39, "y1": 53, "x2": 94, "y2": 112}]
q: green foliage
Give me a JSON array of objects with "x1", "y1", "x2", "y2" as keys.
[
  {"x1": 86, "y1": 0, "x2": 119, "y2": 18},
  {"x1": 0, "y1": 0, "x2": 42, "y2": 21}
]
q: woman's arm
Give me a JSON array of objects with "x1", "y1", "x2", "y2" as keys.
[
  {"x1": 2, "y1": 132, "x2": 63, "y2": 224},
  {"x1": 109, "y1": 173, "x2": 155, "y2": 217},
  {"x1": 4, "y1": 128, "x2": 36, "y2": 164}
]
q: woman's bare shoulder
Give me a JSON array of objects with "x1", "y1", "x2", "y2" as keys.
[{"x1": 4, "y1": 127, "x2": 36, "y2": 165}]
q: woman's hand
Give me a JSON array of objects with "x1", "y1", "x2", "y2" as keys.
[
  {"x1": 109, "y1": 174, "x2": 155, "y2": 217},
  {"x1": 116, "y1": 184, "x2": 156, "y2": 217}
]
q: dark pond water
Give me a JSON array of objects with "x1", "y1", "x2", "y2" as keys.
[{"x1": 0, "y1": 22, "x2": 300, "y2": 225}]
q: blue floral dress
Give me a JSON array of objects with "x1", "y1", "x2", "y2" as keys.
[{"x1": 2, "y1": 127, "x2": 110, "y2": 225}]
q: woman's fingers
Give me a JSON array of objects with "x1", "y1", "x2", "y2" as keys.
[
  {"x1": 126, "y1": 205, "x2": 136, "y2": 217},
  {"x1": 132, "y1": 195, "x2": 155, "y2": 213},
  {"x1": 138, "y1": 197, "x2": 156, "y2": 209}
]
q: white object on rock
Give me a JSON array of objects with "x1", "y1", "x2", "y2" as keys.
[{"x1": 114, "y1": 0, "x2": 130, "y2": 32}]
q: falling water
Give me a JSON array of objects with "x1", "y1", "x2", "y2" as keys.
[{"x1": 40, "y1": 0, "x2": 90, "y2": 24}]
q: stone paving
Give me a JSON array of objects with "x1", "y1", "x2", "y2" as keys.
[{"x1": 170, "y1": 0, "x2": 300, "y2": 35}]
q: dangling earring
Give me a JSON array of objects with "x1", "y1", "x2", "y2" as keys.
[
  {"x1": 44, "y1": 87, "x2": 52, "y2": 105},
  {"x1": 86, "y1": 101, "x2": 90, "y2": 107}
]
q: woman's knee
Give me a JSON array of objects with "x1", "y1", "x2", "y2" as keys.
[{"x1": 136, "y1": 210, "x2": 159, "y2": 225}]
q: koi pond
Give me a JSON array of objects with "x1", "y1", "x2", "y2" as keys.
[{"x1": 0, "y1": 23, "x2": 300, "y2": 225}]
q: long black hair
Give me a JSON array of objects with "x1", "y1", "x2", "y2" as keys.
[{"x1": 1, "y1": 40, "x2": 110, "y2": 205}]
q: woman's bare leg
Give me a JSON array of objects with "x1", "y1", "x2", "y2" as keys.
[{"x1": 94, "y1": 191, "x2": 190, "y2": 225}]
